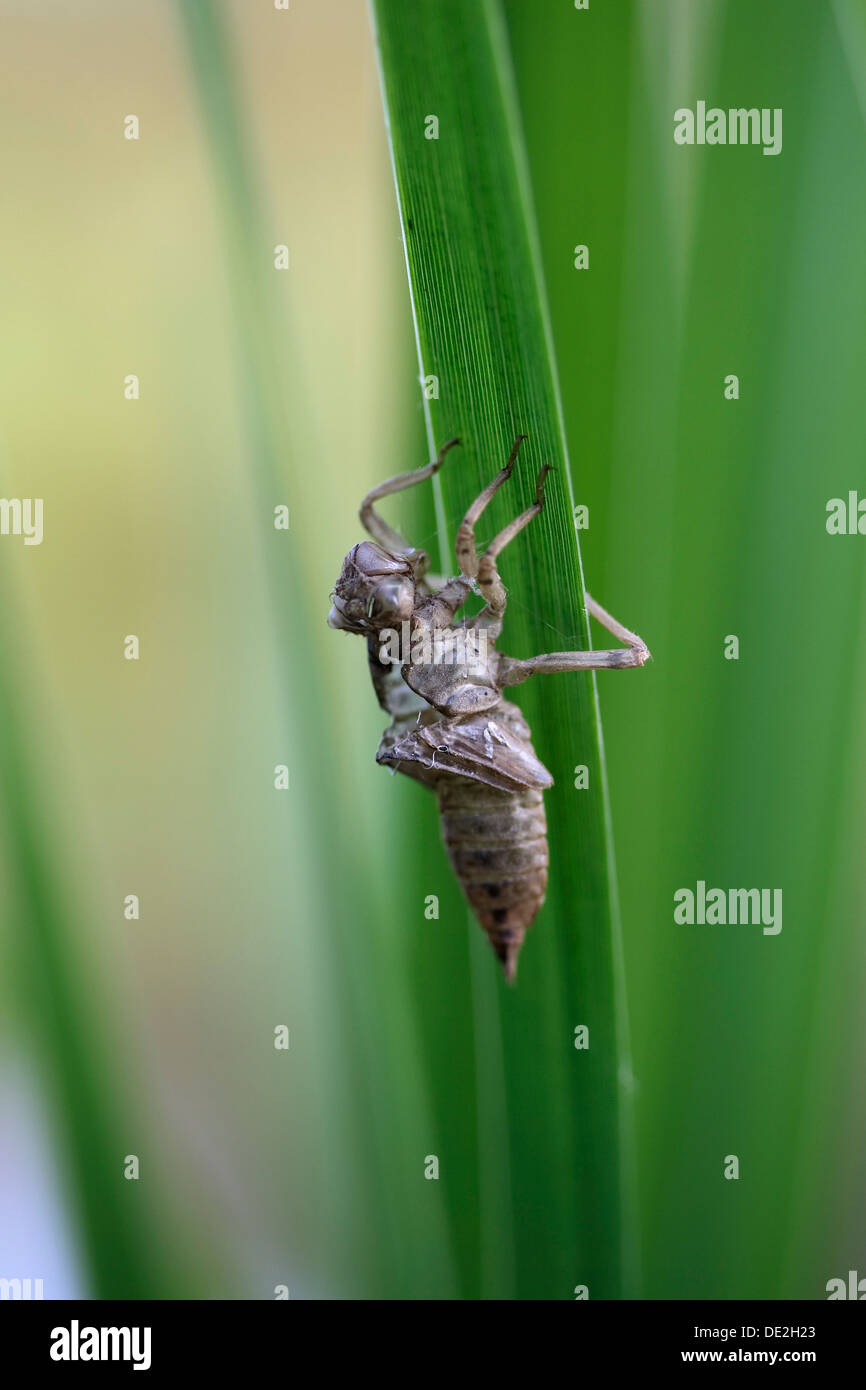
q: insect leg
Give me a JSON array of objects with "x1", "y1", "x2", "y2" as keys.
[
  {"x1": 498, "y1": 592, "x2": 651, "y2": 683},
  {"x1": 455, "y1": 435, "x2": 526, "y2": 578},
  {"x1": 475, "y1": 465, "x2": 553, "y2": 617},
  {"x1": 359, "y1": 437, "x2": 461, "y2": 553}
]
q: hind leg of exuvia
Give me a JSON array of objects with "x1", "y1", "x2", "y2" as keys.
[{"x1": 499, "y1": 592, "x2": 651, "y2": 682}]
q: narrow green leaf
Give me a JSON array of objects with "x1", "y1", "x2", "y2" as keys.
[
  {"x1": 371, "y1": 0, "x2": 639, "y2": 1297},
  {"x1": 0, "y1": 613, "x2": 179, "y2": 1297}
]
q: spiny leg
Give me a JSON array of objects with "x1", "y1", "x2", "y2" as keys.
[
  {"x1": 585, "y1": 593, "x2": 650, "y2": 660},
  {"x1": 359, "y1": 437, "x2": 461, "y2": 557},
  {"x1": 455, "y1": 435, "x2": 526, "y2": 579},
  {"x1": 499, "y1": 591, "x2": 651, "y2": 685},
  {"x1": 475, "y1": 464, "x2": 553, "y2": 620}
]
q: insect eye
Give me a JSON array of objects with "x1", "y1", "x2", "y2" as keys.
[{"x1": 368, "y1": 580, "x2": 409, "y2": 620}]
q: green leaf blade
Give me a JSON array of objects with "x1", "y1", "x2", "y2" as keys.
[{"x1": 371, "y1": 0, "x2": 638, "y2": 1297}]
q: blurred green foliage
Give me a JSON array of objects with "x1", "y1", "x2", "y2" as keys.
[{"x1": 0, "y1": 0, "x2": 864, "y2": 1302}]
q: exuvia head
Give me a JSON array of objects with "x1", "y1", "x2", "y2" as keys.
[{"x1": 328, "y1": 541, "x2": 417, "y2": 635}]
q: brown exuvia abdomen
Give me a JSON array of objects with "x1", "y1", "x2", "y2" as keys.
[{"x1": 436, "y1": 777, "x2": 549, "y2": 982}]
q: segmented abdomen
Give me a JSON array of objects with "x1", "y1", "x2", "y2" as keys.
[{"x1": 436, "y1": 778, "x2": 549, "y2": 982}]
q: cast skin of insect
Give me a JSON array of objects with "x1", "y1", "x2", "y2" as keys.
[{"x1": 328, "y1": 437, "x2": 650, "y2": 982}]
